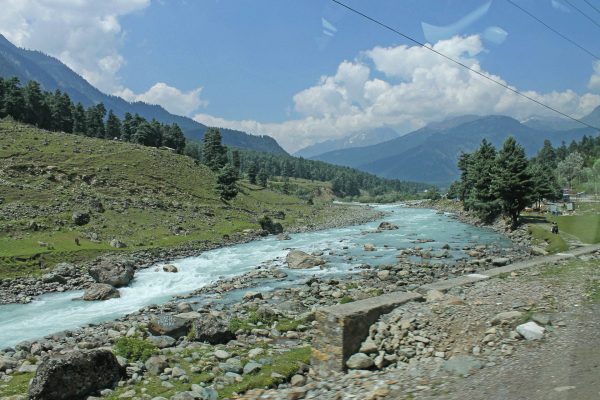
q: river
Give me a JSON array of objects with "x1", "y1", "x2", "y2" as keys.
[{"x1": 0, "y1": 205, "x2": 511, "y2": 348}]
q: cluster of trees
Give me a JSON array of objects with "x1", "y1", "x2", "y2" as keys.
[
  {"x1": 197, "y1": 127, "x2": 433, "y2": 202},
  {"x1": 198, "y1": 145, "x2": 431, "y2": 198},
  {"x1": 0, "y1": 76, "x2": 186, "y2": 153},
  {"x1": 449, "y1": 137, "x2": 561, "y2": 228},
  {"x1": 449, "y1": 133, "x2": 600, "y2": 227}
]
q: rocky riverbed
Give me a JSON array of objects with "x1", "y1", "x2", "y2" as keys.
[
  {"x1": 0, "y1": 203, "x2": 384, "y2": 305},
  {"x1": 0, "y1": 204, "x2": 543, "y2": 399}
]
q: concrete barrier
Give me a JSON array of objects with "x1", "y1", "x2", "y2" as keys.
[{"x1": 311, "y1": 290, "x2": 423, "y2": 376}]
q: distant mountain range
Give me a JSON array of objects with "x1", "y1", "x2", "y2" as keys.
[
  {"x1": 0, "y1": 34, "x2": 287, "y2": 155},
  {"x1": 310, "y1": 113, "x2": 600, "y2": 185},
  {"x1": 294, "y1": 127, "x2": 400, "y2": 158}
]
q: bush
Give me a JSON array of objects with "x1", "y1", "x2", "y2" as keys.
[
  {"x1": 258, "y1": 215, "x2": 283, "y2": 234},
  {"x1": 113, "y1": 337, "x2": 158, "y2": 362}
]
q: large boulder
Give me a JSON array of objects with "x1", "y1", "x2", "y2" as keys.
[
  {"x1": 148, "y1": 314, "x2": 189, "y2": 338},
  {"x1": 144, "y1": 355, "x2": 168, "y2": 375},
  {"x1": 190, "y1": 314, "x2": 235, "y2": 344},
  {"x1": 71, "y1": 211, "x2": 90, "y2": 226},
  {"x1": 28, "y1": 349, "x2": 122, "y2": 400},
  {"x1": 88, "y1": 260, "x2": 134, "y2": 288},
  {"x1": 286, "y1": 250, "x2": 325, "y2": 269},
  {"x1": 376, "y1": 221, "x2": 399, "y2": 231},
  {"x1": 82, "y1": 283, "x2": 120, "y2": 301},
  {"x1": 0, "y1": 356, "x2": 17, "y2": 372}
]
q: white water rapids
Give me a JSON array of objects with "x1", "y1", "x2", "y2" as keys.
[{"x1": 0, "y1": 205, "x2": 511, "y2": 348}]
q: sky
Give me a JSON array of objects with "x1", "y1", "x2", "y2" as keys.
[{"x1": 1, "y1": 0, "x2": 600, "y2": 152}]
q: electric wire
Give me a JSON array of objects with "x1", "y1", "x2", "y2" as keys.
[
  {"x1": 505, "y1": 0, "x2": 600, "y2": 60},
  {"x1": 564, "y1": 0, "x2": 600, "y2": 29},
  {"x1": 329, "y1": 0, "x2": 600, "y2": 131},
  {"x1": 583, "y1": 0, "x2": 600, "y2": 15}
]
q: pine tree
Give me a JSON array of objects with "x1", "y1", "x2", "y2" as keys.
[
  {"x1": 257, "y1": 170, "x2": 268, "y2": 188},
  {"x1": 465, "y1": 139, "x2": 501, "y2": 222},
  {"x1": 202, "y1": 128, "x2": 227, "y2": 172},
  {"x1": 231, "y1": 150, "x2": 241, "y2": 177},
  {"x1": 0, "y1": 77, "x2": 4, "y2": 118},
  {"x1": 493, "y1": 137, "x2": 533, "y2": 228},
  {"x1": 162, "y1": 123, "x2": 186, "y2": 153},
  {"x1": 85, "y1": 103, "x2": 106, "y2": 137},
  {"x1": 72, "y1": 102, "x2": 86, "y2": 134},
  {"x1": 3, "y1": 77, "x2": 25, "y2": 120},
  {"x1": 23, "y1": 80, "x2": 46, "y2": 126},
  {"x1": 247, "y1": 161, "x2": 258, "y2": 184},
  {"x1": 121, "y1": 112, "x2": 134, "y2": 141},
  {"x1": 216, "y1": 164, "x2": 239, "y2": 201},
  {"x1": 133, "y1": 121, "x2": 161, "y2": 147},
  {"x1": 53, "y1": 92, "x2": 73, "y2": 133},
  {"x1": 105, "y1": 110, "x2": 122, "y2": 139},
  {"x1": 529, "y1": 161, "x2": 560, "y2": 208},
  {"x1": 536, "y1": 139, "x2": 557, "y2": 169}
]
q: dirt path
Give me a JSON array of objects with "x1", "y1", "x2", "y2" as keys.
[{"x1": 419, "y1": 304, "x2": 600, "y2": 400}]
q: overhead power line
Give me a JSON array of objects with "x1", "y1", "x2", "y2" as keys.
[
  {"x1": 584, "y1": 0, "x2": 600, "y2": 15},
  {"x1": 329, "y1": 0, "x2": 600, "y2": 132},
  {"x1": 505, "y1": 0, "x2": 600, "y2": 60},
  {"x1": 564, "y1": 0, "x2": 600, "y2": 29}
]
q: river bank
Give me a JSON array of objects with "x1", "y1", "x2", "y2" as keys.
[
  {"x1": 0, "y1": 203, "x2": 385, "y2": 305},
  {"x1": 0, "y1": 204, "x2": 530, "y2": 399}
]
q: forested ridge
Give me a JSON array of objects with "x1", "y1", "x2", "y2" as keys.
[
  {"x1": 1, "y1": 76, "x2": 433, "y2": 201},
  {"x1": 449, "y1": 133, "x2": 600, "y2": 227}
]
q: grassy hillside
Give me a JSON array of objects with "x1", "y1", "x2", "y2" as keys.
[{"x1": 0, "y1": 120, "x2": 344, "y2": 278}]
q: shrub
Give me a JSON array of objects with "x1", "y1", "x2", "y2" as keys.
[{"x1": 113, "y1": 336, "x2": 158, "y2": 362}]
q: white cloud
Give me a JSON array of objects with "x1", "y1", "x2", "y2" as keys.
[
  {"x1": 0, "y1": 0, "x2": 150, "y2": 93},
  {"x1": 195, "y1": 35, "x2": 600, "y2": 152},
  {"x1": 589, "y1": 61, "x2": 600, "y2": 92},
  {"x1": 116, "y1": 83, "x2": 208, "y2": 117}
]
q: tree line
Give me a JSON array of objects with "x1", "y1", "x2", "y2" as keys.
[
  {"x1": 186, "y1": 130, "x2": 433, "y2": 200},
  {"x1": 448, "y1": 133, "x2": 600, "y2": 228},
  {"x1": 0, "y1": 76, "x2": 186, "y2": 153},
  {"x1": 1, "y1": 75, "x2": 432, "y2": 202}
]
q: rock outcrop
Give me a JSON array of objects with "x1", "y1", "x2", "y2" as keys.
[
  {"x1": 28, "y1": 349, "x2": 122, "y2": 400},
  {"x1": 191, "y1": 314, "x2": 235, "y2": 344},
  {"x1": 82, "y1": 283, "x2": 120, "y2": 301},
  {"x1": 286, "y1": 250, "x2": 326, "y2": 269},
  {"x1": 88, "y1": 259, "x2": 134, "y2": 288}
]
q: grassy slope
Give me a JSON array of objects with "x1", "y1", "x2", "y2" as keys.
[{"x1": 0, "y1": 120, "x2": 342, "y2": 278}]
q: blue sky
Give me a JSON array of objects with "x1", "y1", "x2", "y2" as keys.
[{"x1": 1, "y1": 0, "x2": 600, "y2": 151}]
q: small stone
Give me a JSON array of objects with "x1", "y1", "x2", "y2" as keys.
[
  {"x1": 248, "y1": 348, "x2": 265, "y2": 359},
  {"x1": 243, "y1": 361, "x2": 262, "y2": 375},
  {"x1": 243, "y1": 291, "x2": 263, "y2": 301},
  {"x1": 290, "y1": 374, "x2": 306, "y2": 387},
  {"x1": 162, "y1": 264, "x2": 178, "y2": 273},
  {"x1": 426, "y1": 290, "x2": 445, "y2": 302},
  {"x1": 214, "y1": 350, "x2": 230, "y2": 360},
  {"x1": 443, "y1": 355, "x2": 483, "y2": 376},
  {"x1": 359, "y1": 337, "x2": 379, "y2": 354},
  {"x1": 171, "y1": 366, "x2": 186, "y2": 378},
  {"x1": 490, "y1": 311, "x2": 523, "y2": 325},
  {"x1": 346, "y1": 353, "x2": 374, "y2": 370},
  {"x1": 531, "y1": 313, "x2": 551, "y2": 326},
  {"x1": 516, "y1": 321, "x2": 545, "y2": 340},
  {"x1": 364, "y1": 243, "x2": 376, "y2": 251},
  {"x1": 377, "y1": 270, "x2": 390, "y2": 280}
]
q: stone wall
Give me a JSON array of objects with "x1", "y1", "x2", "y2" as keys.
[{"x1": 311, "y1": 291, "x2": 423, "y2": 376}]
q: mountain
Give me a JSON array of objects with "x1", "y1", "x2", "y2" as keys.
[
  {"x1": 582, "y1": 105, "x2": 600, "y2": 128},
  {"x1": 521, "y1": 106, "x2": 600, "y2": 132},
  {"x1": 312, "y1": 115, "x2": 598, "y2": 185},
  {"x1": 0, "y1": 34, "x2": 287, "y2": 155},
  {"x1": 294, "y1": 127, "x2": 400, "y2": 158}
]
